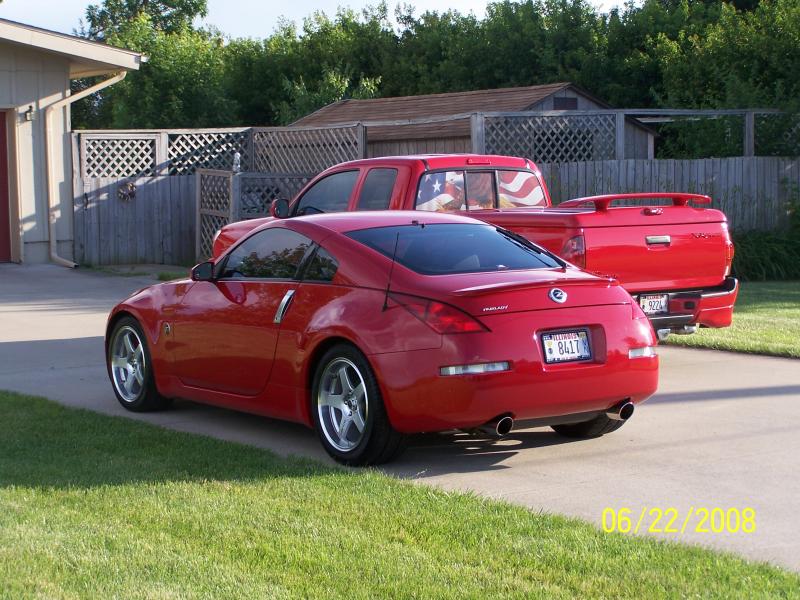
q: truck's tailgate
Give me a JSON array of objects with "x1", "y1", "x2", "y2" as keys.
[
  {"x1": 484, "y1": 204, "x2": 732, "y2": 293},
  {"x1": 583, "y1": 219, "x2": 731, "y2": 292}
]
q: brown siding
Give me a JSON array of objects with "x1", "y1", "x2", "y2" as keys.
[{"x1": 367, "y1": 137, "x2": 471, "y2": 157}]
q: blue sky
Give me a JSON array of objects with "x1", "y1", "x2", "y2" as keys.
[{"x1": 0, "y1": 0, "x2": 623, "y2": 39}]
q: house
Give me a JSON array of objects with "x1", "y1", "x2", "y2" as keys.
[
  {"x1": 293, "y1": 82, "x2": 654, "y2": 161},
  {"x1": 0, "y1": 18, "x2": 142, "y2": 264}
]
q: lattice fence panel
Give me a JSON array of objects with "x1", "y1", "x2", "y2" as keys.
[
  {"x1": 484, "y1": 114, "x2": 616, "y2": 163},
  {"x1": 196, "y1": 170, "x2": 233, "y2": 259},
  {"x1": 252, "y1": 126, "x2": 363, "y2": 175},
  {"x1": 82, "y1": 136, "x2": 158, "y2": 177},
  {"x1": 755, "y1": 114, "x2": 800, "y2": 157},
  {"x1": 238, "y1": 175, "x2": 310, "y2": 220},
  {"x1": 169, "y1": 131, "x2": 251, "y2": 175}
]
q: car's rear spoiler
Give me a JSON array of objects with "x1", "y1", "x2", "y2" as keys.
[{"x1": 558, "y1": 193, "x2": 712, "y2": 212}]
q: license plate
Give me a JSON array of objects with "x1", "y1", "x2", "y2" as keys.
[
  {"x1": 541, "y1": 330, "x2": 592, "y2": 364},
  {"x1": 639, "y1": 294, "x2": 669, "y2": 315}
]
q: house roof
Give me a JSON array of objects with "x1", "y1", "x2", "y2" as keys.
[
  {"x1": 0, "y1": 18, "x2": 143, "y2": 78},
  {"x1": 293, "y1": 82, "x2": 574, "y2": 128}
]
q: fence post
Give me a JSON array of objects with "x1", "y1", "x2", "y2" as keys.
[
  {"x1": 195, "y1": 170, "x2": 202, "y2": 260},
  {"x1": 615, "y1": 111, "x2": 626, "y2": 160},
  {"x1": 471, "y1": 113, "x2": 486, "y2": 153},
  {"x1": 71, "y1": 132, "x2": 83, "y2": 264},
  {"x1": 156, "y1": 132, "x2": 169, "y2": 176},
  {"x1": 356, "y1": 123, "x2": 368, "y2": 159},
  {"x1": 744, "y1": 112, "x2": 755, "y2": 157},
  {"x1": 231, "y1": 172, "x2": 241, "y2": 223}
]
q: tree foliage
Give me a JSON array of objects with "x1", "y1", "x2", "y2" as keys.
[
  {"x1": 83, "y1": 0, "x2": 207, "y2": 40},
  {"x1": 72, "y1": 0, "x2": 800, "y2": 134}
]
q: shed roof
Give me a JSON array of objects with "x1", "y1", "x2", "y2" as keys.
[
  {"x1": 0, "y1": 18, "x2": 143, "y2": 78},
  {"x1": 293, "y1": 82, "x2": 574, "y2": 128},
  {"x1": 290, "y1": 82, "x2": 647, "y2": 142}
]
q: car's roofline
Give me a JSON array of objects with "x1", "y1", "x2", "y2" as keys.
[{"x1": 276, "y1": 210, "x2": 489, "y2": 235}]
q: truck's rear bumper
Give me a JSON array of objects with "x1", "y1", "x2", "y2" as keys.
[{"x1": 636, "y1": 277, "x2": 739, "y2": 330}]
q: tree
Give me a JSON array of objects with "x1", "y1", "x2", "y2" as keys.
[
  {"x1": 276, "y1": 69, "x2": 380, "y2": 125},
  {"x1": 83, "y1": 0, "x2": 207, "y2": 40}
]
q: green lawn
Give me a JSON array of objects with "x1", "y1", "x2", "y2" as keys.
[
  {"x1": 667, "y1": 281, "x2": 800, "y2": 358},
  {"x1": 1, "y1": 392, "x2": 797, "y2": 598},
  {"x1": 157, "y1": 270, "x2": 189, "y2": 281}
]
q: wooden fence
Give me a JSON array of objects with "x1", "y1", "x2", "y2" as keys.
[
  {"x1": 73, "y1": 176, "x2": 196, "y2": 266},
  {"x1": 72, "y1": 124, "x2": 799, "y2": 266},
  {"x1": 72, "y1": 126, "x2": 360, "y2": 265},
  {"x1": 195, "y1": 170, "x2": 309, "y2": 259},
  {"x1": 539, "y1": 157, "x2": 800, "y2": 231}
]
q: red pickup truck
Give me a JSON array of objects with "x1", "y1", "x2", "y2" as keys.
[{"x1": 214, "y1": 154, "x2": 738, "y2": 338}]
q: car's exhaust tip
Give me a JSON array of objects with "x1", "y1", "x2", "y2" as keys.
[
  {"x1": 478, "y1": 415, "x2": 514, "y2": 437},
  {"x1": 657, "y1": 325, "x2": 697, "y2": 341},
  {"x1": 606, "y1": 400, "x2": 635, "y2": 421}
]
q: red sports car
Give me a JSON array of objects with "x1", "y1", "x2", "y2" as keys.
[{"x1": 106, "y1": 211, "x2": 658, "y2": 465}]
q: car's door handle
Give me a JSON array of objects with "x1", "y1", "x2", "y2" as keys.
[
  {"x1": 646, "y1": 235, "x2": 671, "y2": 246},
  {"x1": 273, "y1": 290, "x2": 295, "y2": 324}
]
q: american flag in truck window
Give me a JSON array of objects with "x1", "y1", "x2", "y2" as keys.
[
  {"x1": 497, "y1": 171, "x2": 546, "y2": 208},
  {"x1": 416, "y1": 171, "x2": 465, "y2": 212}
]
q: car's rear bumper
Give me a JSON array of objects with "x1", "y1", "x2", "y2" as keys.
[
  {"x1": 369, "y1": 305, "x2": 659, "y2": 434},
  {"x1": 636, "y1": 277, "x2": 739, "y2": 330}
]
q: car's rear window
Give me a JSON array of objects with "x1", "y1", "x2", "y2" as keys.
[{"x1": 346, "y1": 224, "x2": 561, "y2": 275}]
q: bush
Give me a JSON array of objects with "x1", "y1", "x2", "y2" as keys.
[
  {"x1": 732, "y1": 196, "x2": 800, "y2": 281},
  {"x1": 732, "y1": 231, "x2": 800, "y2": 281}
]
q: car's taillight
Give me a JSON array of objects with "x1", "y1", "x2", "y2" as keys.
[
  {"x1": 389, "y1": 293, "x2": 488, "y2": 334},
  {"x1": 561, "y1": 234, "x2": 586, "y2": 268},
  {"x1": 725, "y1": 240, "x2": 735, "y2": 277}
]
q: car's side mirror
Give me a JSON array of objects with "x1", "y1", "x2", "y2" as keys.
[
  {"x1": 191, "y1": 260, "x2": 215, "y2": 282},
  {"x1": 270, "y1": 198, "x2": 290, "y2": 219}
]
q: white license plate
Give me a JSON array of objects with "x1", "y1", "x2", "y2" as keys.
[
  {"x1": 542, "y1": 330, "x2": 592, "y2": 364},
  {"x1": 639, "y1": 294, "x2": 669, "y2": 315}
]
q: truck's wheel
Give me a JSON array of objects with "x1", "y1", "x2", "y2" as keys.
[
  {"x1": 551, "y1": 414, "x2": 626, "y2": 438},
  {"x1": 107, "y1": 316, "x2": 171, "y2": 412},
  {"x1": 311, "y1": 344, "x2": 406, "y2": 466}
]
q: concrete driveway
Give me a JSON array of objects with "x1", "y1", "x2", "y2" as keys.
[{"x1": 1, "y1": 264, "x2": 798, "y2": 571}]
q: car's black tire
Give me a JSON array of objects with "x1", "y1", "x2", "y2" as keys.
[
  {"x1": 107, "y1": 316, "x2": 171, "y2": 412},
  {"x1": 551, "y1": 414, "x2": 627, "y2": 438},
  {"x1": 311, "y1": 343, "x2": 406, "y2": 466}
]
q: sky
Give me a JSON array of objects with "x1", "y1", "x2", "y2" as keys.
[{"x1": 0, "y1": 0, "x2": 624, "y2": 39}]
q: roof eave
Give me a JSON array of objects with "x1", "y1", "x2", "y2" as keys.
[{"x1": 0, "y1": 18, "x2": 143, "y2": 77}]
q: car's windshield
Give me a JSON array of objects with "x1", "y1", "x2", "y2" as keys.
[{"x1": 346, "y1": 223, "x2": 562, "y2": 275}]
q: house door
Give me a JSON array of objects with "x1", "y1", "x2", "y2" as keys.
[{"x1": 0, "y1": 112, "x2": 11, "y2": 262}]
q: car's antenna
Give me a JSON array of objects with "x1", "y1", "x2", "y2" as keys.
[{"x1": 382, "y1": 232, "x2": 401, "y2": 312}]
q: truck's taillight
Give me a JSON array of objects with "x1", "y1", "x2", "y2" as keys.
[
  {"x1": 561, "y1": 234, "x2": 586, "y2": 268},
  {"x1": 725, "y1": 240, "x2": 735, "y2": 277},
  {"x1": 389, "y1": 293, "x2": 488, "y2": 334}
]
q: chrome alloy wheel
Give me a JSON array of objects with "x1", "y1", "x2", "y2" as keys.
[
  {"x1": 317, "y1": 358, "x2": 368, "y2": 452},
  {"x1": 110, "y1": 325, "x2": 146, "y2": 403}
]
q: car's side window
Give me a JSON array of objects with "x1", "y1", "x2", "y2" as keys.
[
  {"x1": 302, "y1": 246, "x2": 339, "y2": 282},
  {"x1": 221, "y1": 228, "x2": 312, "y2": 279},
  {"x1": 415, "y1": 171, "x2": 465, "y2": 212},
  {"x1": 294, "y1": 170, "x2": 359, "y2": 215},
  {"x1": 356, "y1": 168, "x2": 397, "y2": 211}
]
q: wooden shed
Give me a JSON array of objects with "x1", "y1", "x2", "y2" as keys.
[
  {"x1": 293, "y1": 82, "x2": 654, "y2": 160},
  {"x1": 0, "y1": 19, "x2": 142, "y2": 264}
]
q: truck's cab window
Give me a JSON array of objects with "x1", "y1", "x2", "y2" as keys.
[
  {"x1": 497, "y1": 171, "x2": 546, "y2": 208},
  {"x1": 415, "y1": 171, "x2": 465, "y2": 212},
  {"x1": 356, "y1": 168, "x2": 397, "y2": 210},
  {"x1": 294, "y1": 170, "x2": 358, "y2": 215},
  {"x1": 465, "y1": 171, "x2": 496, "y2": 210}
]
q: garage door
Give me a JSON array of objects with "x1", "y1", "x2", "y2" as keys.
[{"x1": 0, "y1": 112, "x2": 10, "y2": 262}]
